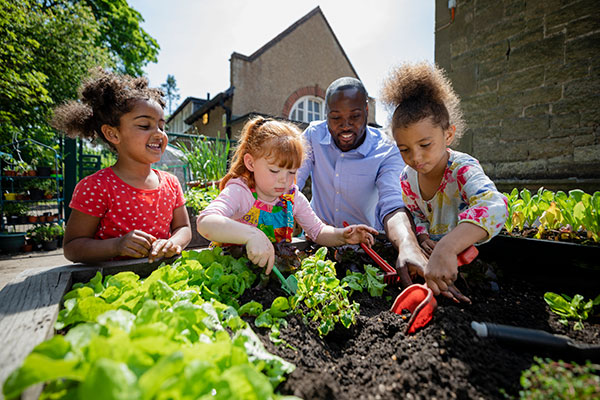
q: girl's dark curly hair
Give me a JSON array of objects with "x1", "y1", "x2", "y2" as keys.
[
  {"x1": 51, "y1": 67, "x2": 165, "y2": 145},
  {"x1": 381, "y1": 62, "x2": 465, "y2": 144}
]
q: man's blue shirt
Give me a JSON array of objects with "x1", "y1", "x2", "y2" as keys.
[{"x1": 297, "y1": 120, "x2": 405, "y2": 231}]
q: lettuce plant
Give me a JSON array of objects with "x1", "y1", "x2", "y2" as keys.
[
  {"x1": 544, "y1": 292, "x2": 600, "y2": 330},
  {"x1": 3, "y1": 248, "x2": 298, "y2": 400}
]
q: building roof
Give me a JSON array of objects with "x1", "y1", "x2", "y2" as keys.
[
  {"x1": 166, "y1": 97, "x2": 207, "y2": 124},
  {"x1": 230, "y1": 6, "x2": 360, "y2": 79},
  {"x1": 185, "y1": 87, "x2": 234, "y2": 125}
]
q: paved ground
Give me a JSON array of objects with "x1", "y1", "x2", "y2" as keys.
[{"x1": 0, "y1": 248, "x2": 70, "y2": 292}]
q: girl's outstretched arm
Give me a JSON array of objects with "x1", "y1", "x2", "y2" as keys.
[
  {"x1": 424, "y1": 222, "x2": 487, "y2": 302},
  {"x1": 314, "y1": 224, "x2": 378, "y2": 247},
  {"x1": 197, "y1": 214, "x2": 275, "y2": 273},
  {"x1": 149, "y1": 205, "x2": 191, "y2": 262},
  {"x1": 63, "y1": 210, "x2": 155, "y2": 263}
]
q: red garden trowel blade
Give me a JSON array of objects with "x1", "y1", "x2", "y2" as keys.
[
  {"x1": 390, "y1": 246, "x2": 479, "y2": 333},
  {"x1": 390, "y1": 284, "x2": 437, "y2": 334}
]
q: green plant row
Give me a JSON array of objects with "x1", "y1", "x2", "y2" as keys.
[
  {"x1": 3, "y1": 248, "x2": 298, "y2": 400},
  {"x1": 544, "y1": 292, "x2": 600, "y2": 331},
  {"x1": 504, "y1": 188, "x2": 600, "y2": 242}
]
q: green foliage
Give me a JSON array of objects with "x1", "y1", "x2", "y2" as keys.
[
  {"x1": 175, "y1": 135, "x2": 230, "y2": 185},
  {"x1": 185, "y1": 185, "x2": 220, "y2": 214},
  {"x1": 83, "y1": 143, "x2": 118, "y2": 170},
  {"x1": 518, "y1": 357, "x2": 600, "y2": 399},
  {"x1": 0, "y1": 0, "x2": 159, "y2": 146},
  {"x1": 544, "y1": 292, "x2": 600, "y2": 330},
  {"x1": 341, "y1": 264, "x2": 387, "y2": 297},
  {"x1": 290, "y1": 247, "x2": 360, "y2": 336},
  {"x1": 28, "y1": 223, "x2": 64, "y2": 244},
  {"x1": 503, "y1": 188, "x2": 600, "y2": 242},
  {"x1": 3, "y1": 248, "x2": 298, "y2": 399}
]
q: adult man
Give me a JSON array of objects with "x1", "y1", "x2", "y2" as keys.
[{"x1": 297, "y1": 77, "x2": 466, "y2": 301}]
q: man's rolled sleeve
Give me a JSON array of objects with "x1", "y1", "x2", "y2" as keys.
[{"x1": 375, "y1": 146, "x2": 405, "y2": 227}]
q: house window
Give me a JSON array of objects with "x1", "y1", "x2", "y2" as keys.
[{"x1": 289, "y1": 96, "x2": 324, "y2": 123}]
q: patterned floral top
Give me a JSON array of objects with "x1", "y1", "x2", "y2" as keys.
[{"x1": 400, "y1": 149, "x2": 508, "y2": 243}]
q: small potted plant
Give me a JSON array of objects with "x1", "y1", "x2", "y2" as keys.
[{"x1": 31, "y1": 223, "x2": 64, "y2": 251}]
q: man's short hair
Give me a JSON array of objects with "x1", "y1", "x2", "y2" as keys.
[{"x1": 325, "y1": 77, "x2": 368, "y2": 111}]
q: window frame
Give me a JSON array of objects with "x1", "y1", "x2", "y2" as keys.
[{"x1": 289, "y1": 96, "x2": 325, "y2": 123}]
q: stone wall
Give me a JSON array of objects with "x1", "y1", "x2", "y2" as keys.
[{"x1": 435, "y1": 0, "x2": 600, "y2": 192}]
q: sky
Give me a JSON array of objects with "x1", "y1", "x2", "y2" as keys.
[{"x1": 128, "y1": 0, "x2": 436, "y2": 126}]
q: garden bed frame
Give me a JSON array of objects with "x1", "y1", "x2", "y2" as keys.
[{"x1": 1, "y1": 237, "x2": 598, "y2": 400}]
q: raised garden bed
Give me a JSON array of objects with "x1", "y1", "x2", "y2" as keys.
[{"x1": 1, "y1": 237, "x2": 599, "y2": 399}]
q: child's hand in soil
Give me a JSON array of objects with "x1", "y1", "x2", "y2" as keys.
[
  {"x1": 246, "y1": 229, "x2": 275, "y2": 274},
  {"x1": 116, "y1": 230, "x2": 156, "y2": 259},
  {"x1": 424, "y1": 244, "x2": 471, "y2": 303},
  {"x1": 149, "y1": 238, "x2": 182, "y2": 263},
  {"x1": 342, "y1": 224, "x2": 378, "y2": 246}
]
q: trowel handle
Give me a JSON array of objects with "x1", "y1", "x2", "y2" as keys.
[
  {"x1": 271, "y1": 265, "x2": 286, "y2": 283},
  {"x1": 457, "y1": 245, "x2": 478, "y2": 266}
]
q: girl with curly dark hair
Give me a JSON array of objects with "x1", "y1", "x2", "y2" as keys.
[
  {"x1": 52, "y1": 68, "x2": 191, "y2": 262},
  {"x1": 382, "y1": 63, "x2": 507, "y2": 302}
]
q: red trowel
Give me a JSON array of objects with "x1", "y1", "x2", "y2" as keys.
[{"x1": 391, "y1": 245, "x2": 479, "y2": 334}]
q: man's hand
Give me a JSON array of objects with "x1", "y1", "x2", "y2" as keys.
[{"x1": 115, "y1": 230, "x2": 156, "y2": 259}]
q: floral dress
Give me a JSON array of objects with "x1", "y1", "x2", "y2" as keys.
[{"x1": 400, "y1": 149, "x2": 508, "y2": 243}]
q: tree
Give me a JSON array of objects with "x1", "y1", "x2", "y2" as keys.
[
  {"x1": 0, "y1": 0, "x2": 160, "y2": 146},
  {"x1": 161, "y1": 75, "x2": 181, "y2": 115}
]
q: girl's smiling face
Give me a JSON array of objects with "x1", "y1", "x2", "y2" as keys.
[
  {"x1": 244, "y1": 154, "x2": 297, "y2": 202},
  {"x1": 393, "y1": 118, "x2": 455, "y2": 177},
  {"x1": 103, "y1": 99, "x2": 167, "y2": 164}
]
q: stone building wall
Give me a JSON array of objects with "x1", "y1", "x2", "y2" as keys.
[{"x1": 435, "y1": 0, "x2": 600, "y2": 192}]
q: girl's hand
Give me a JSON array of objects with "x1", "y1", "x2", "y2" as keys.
[
  {"x1": 417, "y1": 234, "x2": 436, "y2": 255},
  {"x1": 342, "y1": 224, "x2": 378, "y2": 246},
  {"x1": 245, "y1": 229, "x2": 275, "y2": 274},
  {"x1": 149, "y1": 238, "x2": 182, "y2": 263},
  {"x1": 424, "y1": 244, "x2": 470, "y2": 303},
  {"x1": 116, "y1": 230, "x2": 156, "y2": 259}
]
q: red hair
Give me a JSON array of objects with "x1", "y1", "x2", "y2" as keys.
[{"x1": 220, "y1": 116, "x2": 306, "y2": 190}]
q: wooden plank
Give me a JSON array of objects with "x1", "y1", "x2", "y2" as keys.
[{"x1": 0, "y1": 267, "x2": 72, "y2": 400}]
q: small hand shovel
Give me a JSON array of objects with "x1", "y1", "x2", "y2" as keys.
[
  {"x1": 391, "y1": 245, "x2": 479, "y2": 334},
  {"x1": 271, "y1": 265, "x2": 298, "y2": 295}
]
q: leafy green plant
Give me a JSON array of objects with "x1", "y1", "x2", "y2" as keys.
[
  {"x1": 28, "y1": 223, "x2": 64, "y2": 244},
  {"x1": 341, "y1": 264, "x2": 386, "y2": 297},
  {"x1": 185, "y1": 185, "x2": 220, "y2": 214},
  {"x1": 517, "y1": 357, "x2": 600, "y2": 399},
  {"x1": 504, "y1": 188, "x2": 600, "y2": 242},
  {"x1": 544, "y1": 292, "x2": 600, "y2": 330},
  {"x1": 3, "y1": 248, "x2": 297, "y2": 399},
  {"x1": 3, "y1": 202, "x2": 29, "y2": 216},
  {"x1": 290, "y1": 247, "x2": 360, "y2": 336},
  {"x1": 175, "y1": 134, "x2": 230, "y2": 185}
]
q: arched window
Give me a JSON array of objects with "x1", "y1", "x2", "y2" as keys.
[{"x1": 289, "y1": 96, "x2": 324, "y2": 123}]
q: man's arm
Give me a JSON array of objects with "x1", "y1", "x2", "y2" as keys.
[{"x1": 383, "y1": 208, "x2": 428, "y2": 287}]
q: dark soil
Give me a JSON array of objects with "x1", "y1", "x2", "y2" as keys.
[{"x1": 239, "y1": 243, "x2": 600, "y2": 400}]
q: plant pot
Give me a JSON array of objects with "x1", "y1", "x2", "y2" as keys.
[
  {"x1": 42, "y1": 239, "x2": 58, "y2": 251},
  {"x1": 47, "y1": 215, "x2": 57, "y2": 222},
  {"x1": 8, "y1": 215, "x2": 19, "y2": 225},
  {"x1": 4, "y1": 193, "x2": 17, "y2": 201},
  {"x1": 36, "y1": 166, "x2": 51, "y2": 176},
  {"x1": 3, "y1": 169, "x2": 16, "y2": 176},
  {"x1": 38, "y1": 215, "x2": 47, "y2": 223},
  {"x1": 28, "y1": 215, "x2": 38, "y2": 223},
  {"x1": 0, "y1": 232, "x2": 26, "y2": 253},
  {"x1": 22, "y1": 243, "x2": 33, "y2": 252},
  {"x1": 26, "y1": 170, "x2": 37, "y2": 176},
  {"x1": 44, "y1": 193, "x2": 54, "y2": 199},
  {"x1": 18, "y1": 215, "x2": 28, "y2": 224}
]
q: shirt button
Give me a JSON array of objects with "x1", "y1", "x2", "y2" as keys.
[
  {"x1": 336, "y1": 209, "x2": 338, "y2": 212},
  {"x1": 336, "y1": 173, "x2": 339, "y2": 177}
]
